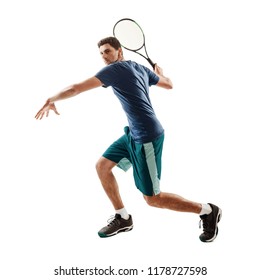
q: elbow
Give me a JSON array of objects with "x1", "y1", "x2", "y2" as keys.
[
  {"x1": 157, "y1": 76, "x2": 173, "y2": 90},
  {"x1": 167, "y1": 83, "x2": 173, "y2": 90},
  {"x1": 166, "y1": 79, "x2": 173, "y2": 90}
]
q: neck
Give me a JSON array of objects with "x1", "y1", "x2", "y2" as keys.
[{"x1": 114, "y1": 57, "x2": 125, "y2": 63}]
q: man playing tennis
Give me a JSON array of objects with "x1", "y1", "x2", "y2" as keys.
[{"x1": 35, "y1": 37, "x2": 221, "y2": 242}]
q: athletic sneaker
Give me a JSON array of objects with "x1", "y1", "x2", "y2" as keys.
[
  {"x1": 199, "y1": 203, "x2": 222, "y2": 242},
  {"x1": 98, "y1": 214, "x2": 133, "y2": 238}
]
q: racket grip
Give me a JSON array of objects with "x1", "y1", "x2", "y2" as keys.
[{"x1": 147, "y1": 58, "x2": 156, "y2": 69}]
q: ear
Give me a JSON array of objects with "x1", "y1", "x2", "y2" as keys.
[{"x1": 118, "y1": 47, "x2": 123, "y2": 58}]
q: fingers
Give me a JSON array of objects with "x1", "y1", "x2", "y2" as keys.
[
  {"x1": 51, "y1": 104, "x2": 60, "y2": 115},
  {"x1": 35, "y1": 102, "x2": 48, "y2": 120},
  {"x1": 35, "y1": 109, "x2": 47, "y2": 120},
  {"x1": 154, "y1": 64, "x2": 164, "y2": 76},
  {"x1": 35, "y1": 110, "x2": 42, "y2": 120},
  {"x1": 34, "y1": 104, "x2": 49, "y2": 120},
  {"x1": 35, "y1": 103, "x2": 60, "y2": 120}
]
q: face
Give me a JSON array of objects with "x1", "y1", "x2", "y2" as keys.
[{"x1": 99, "y1": 43, "x2": 122, "y2": 65}]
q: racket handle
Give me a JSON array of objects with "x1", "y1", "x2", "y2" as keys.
[{"x1": 147, "y1": 57, "x2": 156, "y2": 69}]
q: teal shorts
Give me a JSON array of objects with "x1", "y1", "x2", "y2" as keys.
[{"x1": 102, "y1": 126, "x2": 164, "y2": 196}]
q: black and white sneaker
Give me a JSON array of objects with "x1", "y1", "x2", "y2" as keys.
[
  {"x1": 199, "y1": 203, "x2": 222, "y2": 242},
  {"x1": 98, "y1": 214, "x2": 133, "y2": 238}
]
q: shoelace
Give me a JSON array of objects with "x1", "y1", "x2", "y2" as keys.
[
  {"x1": 199, "y1": 218, "x2": 209, "y2": 230},
  {"x1": 107, "y1": 215, "x2": 120, "y2": 227}
]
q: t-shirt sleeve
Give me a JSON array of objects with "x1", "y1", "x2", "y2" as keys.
[
  {"x1": 95, "y1": 64, "x2": 119, "y2": 88},
  {"x1": 143, "y1": 66, "x2": 159, "y2": 86}
]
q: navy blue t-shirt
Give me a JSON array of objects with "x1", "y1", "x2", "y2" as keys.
[{"x1": 95, "y1": 60, "x2": 164, "y2": 143}]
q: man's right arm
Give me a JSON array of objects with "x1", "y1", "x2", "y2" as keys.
[
  {"x1": 35, "y1": 76, "x2": 103, "y2": 120},
  {"x1": 47, "y1": 76, "x2": 103, "y2": 103}
]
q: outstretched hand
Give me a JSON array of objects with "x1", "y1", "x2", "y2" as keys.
[{"x1": 35, "y1": 101, "x2": 60, "y2": 120}]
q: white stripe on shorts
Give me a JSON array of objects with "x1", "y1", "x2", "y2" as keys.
[{"x1": 143, "y1": 142, "x2": 160, "y2": 195}]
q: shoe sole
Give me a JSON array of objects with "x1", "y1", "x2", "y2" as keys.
[
  {"x1": 203, "y1": 208, "x2": 222, "y2": 242},
  {"x1": 98, "y1": 225, "x2": 133, "y2": 238}
]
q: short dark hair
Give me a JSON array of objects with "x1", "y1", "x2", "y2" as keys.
[{"x1": 97, "y1": 36, "x2": 121, "y2": 50}]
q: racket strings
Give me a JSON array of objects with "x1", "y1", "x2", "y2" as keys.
[{"x1": 113, "y1": 20, "x2": 145, "y2": 51}]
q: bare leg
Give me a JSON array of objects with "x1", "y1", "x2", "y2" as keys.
[
  {"x1": 96, "y1": 157, "x2": 202, "y2": 214},
  {"x1": 144, "y1": 192, "x2": 202, "y2": 214},
  {"x1": 96, "y1": 156, "x2": 124, "y2": 210}
]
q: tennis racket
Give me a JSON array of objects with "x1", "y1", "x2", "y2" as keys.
[{"x1": 113, "y1": 18, "x2": 155, "y2": 69}]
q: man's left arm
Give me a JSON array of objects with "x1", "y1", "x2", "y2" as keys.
[{"x1": 154, "y1": 64, "x2": 173, "y2": 90}]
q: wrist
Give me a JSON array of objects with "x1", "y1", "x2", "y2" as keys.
[{"x1": 46, "y1": 98, "x2": 54, "y2": 104}]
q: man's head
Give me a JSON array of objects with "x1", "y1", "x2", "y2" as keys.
[{"x1": 98, "y1": 37, "x2": 123, "y2": 65}]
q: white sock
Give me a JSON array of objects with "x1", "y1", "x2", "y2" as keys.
[
  {"x1": 116, "y1": 207, "x2": 129, "y2": 220},
  {"x1": 199, "y1": 204, "x2": 212, "y2": 216}
]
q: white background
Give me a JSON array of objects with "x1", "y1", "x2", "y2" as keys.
[{"x1": 1, "y1": 0, "x2": 259, "y2": 279}]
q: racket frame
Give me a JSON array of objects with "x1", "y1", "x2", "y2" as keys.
[{"x1": 113, "y1": 18, "x2": 155, "y2": 68}]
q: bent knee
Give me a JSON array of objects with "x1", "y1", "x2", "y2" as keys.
[
  {"x1": 95, "y1": 157, "x2": 116, "y2": 175},
  {"x1": 143, "y1": 194, "x2": 161, "y2": 207},
  {"x1": 95, "y1": 158, "x2": 104, "y2": 173}
]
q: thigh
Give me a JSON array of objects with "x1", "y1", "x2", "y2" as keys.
[
  {"x1": 132, "y1": 134, "x2": 164, "y2": 196},
  {"x1": 96, "y1": 156, "x2": 118, "y2": 170},
  {"x1": 102, "y1": 134, "x2": 132, "y2": 171}
]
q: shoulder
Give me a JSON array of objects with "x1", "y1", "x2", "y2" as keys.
[{"x1": 95, "y1": 63, "x2": 123, "y2": 87}]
